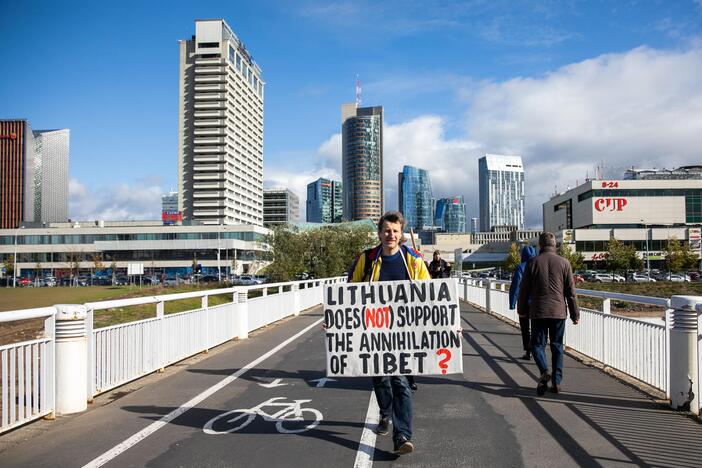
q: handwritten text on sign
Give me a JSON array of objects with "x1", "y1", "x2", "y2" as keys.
[{"x1": 323, "y1": 279, "x2": 463, "y2": 377}]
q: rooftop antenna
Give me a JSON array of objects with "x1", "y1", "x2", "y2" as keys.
[{"x1": 355, "y1": 74, "x2": 362, "y2": 107}]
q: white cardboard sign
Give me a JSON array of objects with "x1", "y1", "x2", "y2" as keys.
[{"x1": 323, "y1": 279, "x2": 463, "y2": 377}]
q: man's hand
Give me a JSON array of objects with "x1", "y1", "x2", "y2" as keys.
[{"x1": 572, "y1": 319, "x2": 579, "y2": 325}]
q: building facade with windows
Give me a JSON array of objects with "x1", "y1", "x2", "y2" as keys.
[
  {"x1": 398, "y1": 165, "x2": 434, "y2": 230},
  {"x1": 0, "y1": 120, "x2": 69, "y2": 229},
  {"x1": 263, "y1": 189, "x2": 299, "y2": 226},
  {"x1": 478, "y1": 154, "x2": 525, "y2": 232},
  {"x1": 306, "y1": 178, "x2": 342, "y2": 223},
  {"x1": 178, "y1": 19, "x2": 264, "y2": 226},
  {"x1": 341, "y1": 103, "x2": 383, "y2": 221},
  {"x1": 0, "y1": 221, "x2": 269, "y2": 278},
  {"x1": 544, "y1": 175, "x2": 702, "y2": 265},
  {"x1": 435, "y1": 196, "x2": 466, "y2": 233}
]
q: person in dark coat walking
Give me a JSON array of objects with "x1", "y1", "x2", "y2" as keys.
[
  {"x1": 429, "y1": 251, "x2": 451, "y2": 279},
  {"x1": 508, "y1": 245, "x2": 537, "y2": 360},
  {"x1": 518, "y1": 232, "x2": 579, "y2": 395}
]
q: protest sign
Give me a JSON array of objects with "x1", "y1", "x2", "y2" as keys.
[{"x1": 323, "y1": 278, "x2": 462, "y2": 377}]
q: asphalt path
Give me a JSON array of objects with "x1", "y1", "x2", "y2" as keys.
[{"x1": 2, "y1": 303, "x2": 701, "y2": 467}]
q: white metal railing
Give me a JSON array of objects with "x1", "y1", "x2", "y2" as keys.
[
  {"x1": 85, "y1": 278, "x2": 345, "y2": 397},
  {"x1": 0, "y1": 308, "x2": 56, "y2": 434},
  {"x1": 458, "y1": 278, "x2": 671, "y2": 395}
]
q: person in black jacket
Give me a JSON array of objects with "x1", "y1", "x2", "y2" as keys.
[{"x1": 428, "y1": 251, "x2": 451, "y2": 279}]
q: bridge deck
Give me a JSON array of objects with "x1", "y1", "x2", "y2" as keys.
[{"x1": 1, "y1": 303, "x2": 700, "y2": 467}]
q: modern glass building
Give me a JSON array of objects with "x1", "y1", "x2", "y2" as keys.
[
  {"x1": 0, "y1": 120, "x2": 69, "y2": 228},
  {"x1": 398, "y1": 165, "x2": 434, "y2": 230},
  {"x1": 306, "y1": 178, "x2": 342, "y2": 223},
  {"x1": 178, "y1": 19, "x2": 264, "y2": 226},
  {"x1": 478, "y1": 154, "x2": 525, "y2": 232},
  {"x1": 341, "y1": 103, "x2": 383, "y2": 221},
  {"x1": 434, "y1": 196, "x2": 466, "y2": 233}
]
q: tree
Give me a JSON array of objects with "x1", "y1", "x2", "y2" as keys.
[
  {"x1": 34, "y1": 262, "x2": 42, "y2": 279},
  {"x1": 265, "y1": 223, "x2": 375, "y2": 282},
  {"x1": 558, "y1": 243, "x2": 585, "y2": 272},
  {"x1": 665, "y1": 237, "x2": 699, "y2": 273},
  {"x1": 605, "y1": 237, "x2": 642, "y2": 274},
  {"x1": 92, "y1": 254, "x2": 104, "y2": 274},
  {"x1": 3, "y1": 255, "x2": 15, "y2": 279},
  {"x1": 110, "y1": 259, "x2": 117, "y2": 284},
  {"x1": 67, "y1": 251, "x2": 80, "y2": 285},
  {"x1": 503, "y1": 243, "x2": 521, "y2": 273}
]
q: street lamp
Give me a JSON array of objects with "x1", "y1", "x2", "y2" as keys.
[{"x1": 641, "y1": 220, "x2": 650, "y2": 280}]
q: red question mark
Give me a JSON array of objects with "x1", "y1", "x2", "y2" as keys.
[{"x1": 437, "y1": 348, "x2": 451, "y2": 375}]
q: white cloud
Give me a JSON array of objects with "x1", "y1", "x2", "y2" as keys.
[
  {"x1": 466, "y1": 45, "x2": 702, "y2": 226},
  {"x1": 69, "y1": 178, "x2": 163, "y2": 221}
]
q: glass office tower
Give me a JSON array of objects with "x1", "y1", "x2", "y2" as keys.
[
  {"x1": 478, "y1": 154, "x2": 525, "y2": 231},
  {"x1": 341, "y1": 103, "x2": 383, "y2": 221},
  {"x1": 435, "y1": 196, "x2": 466, "y2": 232},
  {"x1": 306, "y1": 178, "x2": 342, "y2": 223},
  {"x1": 398, "y1": 165, "x2": 434, "y2": 230}
]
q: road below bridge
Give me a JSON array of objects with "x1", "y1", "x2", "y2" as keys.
[{"x1": 1, "y1": 302, "x2": 701, "y2": 467}]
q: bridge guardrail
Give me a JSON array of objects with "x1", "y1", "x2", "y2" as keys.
[
  {"x1": 0, "y1": 277, "x2": 346, "y2": 433},
  {"x1": 458, "y1": 278, "x2": 700, "y2": 414}
]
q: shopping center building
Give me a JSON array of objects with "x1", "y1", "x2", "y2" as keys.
[
  {"x1": 0, "y1": 221, "x2": 269, "y2": 279},
  {"x1": 543, "y1": 168, "x2": 702, "y2": 267}
]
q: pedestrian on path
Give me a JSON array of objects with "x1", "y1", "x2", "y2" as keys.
[
  {"x1": 428, "y1": 251, "x2": 451, "y2": 279},
  {"x1": 517, "y1": 232, "x2": 579, "y2": 395},
  {"x1": 347, "y1": 211, "x2": 431, "y2": 454},
  {"x1": 508, "y1": 245, "x2": 537, "y2": 360}
]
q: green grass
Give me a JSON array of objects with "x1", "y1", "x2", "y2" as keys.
[{"x1": 0, "y1": 284, "x2": 240, "y2": 328}]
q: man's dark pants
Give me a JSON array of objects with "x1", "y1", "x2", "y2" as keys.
[
  {"x1": 531, "y1": 318, "x2": 566, "y2": 385},
  {"x1": 373, "y1": 376, "x2": 412, "y2": 443},
  {"x1": 518, "y1": 315, "x2": 531, "y2": 352}
]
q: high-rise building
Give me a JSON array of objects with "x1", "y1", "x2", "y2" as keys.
[
  {"x1": 1, "y1": 120, "x2": 69, "y2": 229},
  {"x1": 178, "y1": 19, "x2": 264, "y2": 226},
  {"x1": 263, "y1": 188, "x2": 299, "y2": 226},
  {"x1": 306, "y1": 178, "x2": 342, "y2": 223},
  {"x1": 33, "y1": 129, "x2": 70, "y2": 224},
  {"x1": 398, "y1": 165, "x2": 434, "y2": 231},
  {"x1": 478, "y1": 154, "x2": 525, "y2": 232},
  {"x1": 341, "y1": 103, "x2": 383, "y2": 221},
  {"x1": 470, "y1": 217, "x2": 479, "y2": 234},
  {"x1": 435, "y1": 196, "x2": 466, "y2": 233}
]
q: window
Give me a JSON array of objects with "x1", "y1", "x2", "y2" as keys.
[{"x1": 198, "y1": 42, "x2": 219, "y2": 48}]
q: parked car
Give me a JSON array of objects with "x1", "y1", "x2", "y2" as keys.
[
  {"x1": 17, "y1": 277, "x2": 32, "y2": 287},
  {"x1": 237, "y1": 275, "x2": 258, "y2": 286},
  {"x1": 592, "y1": 273, "x2": 624, "y2": 283},
  {"x1": 76, "y1": 276, "x2": 89, "y2": 287},
  {"x1": 199, "y1": 275, "x2": 221, "y2": 283},
  {"x1": 664, "y1": 273, "x2": 690, "y2": 282},
  {"x1": 629, "y1": 273, "x2": 656, "y2": 283},
  {"x1": 162, "y1": 276, "x2": 185, "y2": 287},
  {"x1": 253, "y1": 275, "x2": 268, "y2": 284},
  {"x1": 114, "y1": 275, "x2": 129, "y2": 285}
]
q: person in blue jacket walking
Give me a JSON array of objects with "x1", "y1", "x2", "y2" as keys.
[{"x1": 509, "y1": 245, "x2": 537, "y2": 360}]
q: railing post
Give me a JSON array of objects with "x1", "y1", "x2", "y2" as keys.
[
  {"x1": 669, "y1": 296, "x2": 700, "y2": 412},
  {"x1": 485, "y1": 281, "x2": 492, "y2": 314},
  {"x1": 602, "y1": 298, "x2": 611, "y2": 315},
  {"x1": 262, "y1": 287, "x2": 267, "y2": 296},
  {"x1": 157, "y1": 300, "x2": 165, "y2": 372},
  {"x1": 293, "y1": 283, "x2": 301, "y2": 316},
  {"x1": 43, "y1": 311, "x2": 56, "y2": 420},
  {"x1": 236, "y1": 290, "x2": 249, "y2": 340},
  {"x1": 202, "y1": 295, "x2": 209, "y2": 353},
  {"x1": 86, "y1": 308, "x2": 95, "y2": 403},
  {"x1": 54, "y1": 304, "x2": 88, "y2": 415}
]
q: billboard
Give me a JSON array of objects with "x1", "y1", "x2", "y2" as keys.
[{"x1": 162, "y1": 210, "x2": 183, "y2": 225}]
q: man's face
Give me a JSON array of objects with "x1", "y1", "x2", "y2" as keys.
[
  {"x1": 378, "y1": 221, "x2": 403, "y2": 251},
  {"x1": 434, "y1": 253, "x2": 440, "y2": 261}
]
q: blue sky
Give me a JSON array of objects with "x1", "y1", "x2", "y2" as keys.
[{"x1": 2, "y1": 0, "x2": 702, "y2": 226}]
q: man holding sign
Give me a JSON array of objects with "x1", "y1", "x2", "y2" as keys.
[{"x1": 324, "y1": 211, "x2": 462, "y2": 455}]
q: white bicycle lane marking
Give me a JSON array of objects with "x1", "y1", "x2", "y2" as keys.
[
  {"x1": 203, "y1": 396, "x2": 323, "y2": 434},
  {"x1": 82, "y1": 318, "x2": 323, "y2": 468}
]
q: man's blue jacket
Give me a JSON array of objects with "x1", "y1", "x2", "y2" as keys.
[{"x1": 508, "y1": 245, "x2": 537, "y2": 310}]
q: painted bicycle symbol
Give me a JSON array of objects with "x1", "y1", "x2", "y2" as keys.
[{"x1": 203, "y1": 397, "x2": 323, "y2": 435}]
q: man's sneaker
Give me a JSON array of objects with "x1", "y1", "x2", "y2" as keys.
[
  {"x1": 394, "y1": 435, "x2": 414, "y2": 454},
  {"x1": 549, "y1": 383, "x2": 561, "y2": 394},
  {"x1": 377, "y1": 417, "x2": 390, "y2": 435},
  {"x1": 536, "y1": 371, "x2": 551, "y2": 396},
  {"x1": 409, "y1": 382, "x2": 418, "y2": 391}
]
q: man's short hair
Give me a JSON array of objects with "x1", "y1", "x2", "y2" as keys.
[
  {"x1": 377, "y1": 211, "x2": 405, "y2": 232},
  {"x1": 433, "y1": 251, "x2": 440, "y2": 257},
  {"x1": 539, "y1": 232, "x2": 556, "y2": 247}
]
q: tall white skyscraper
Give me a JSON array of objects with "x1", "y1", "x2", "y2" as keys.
[
  {"x1": 178, "y1": 19, "x2": 264, "y2": 225},
  {"x1": 478, "y1": 154, "x2": 525, "y2": 231},
  {"x1": 33, "y1": 129, "x2": 70, "y2": 223}
]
